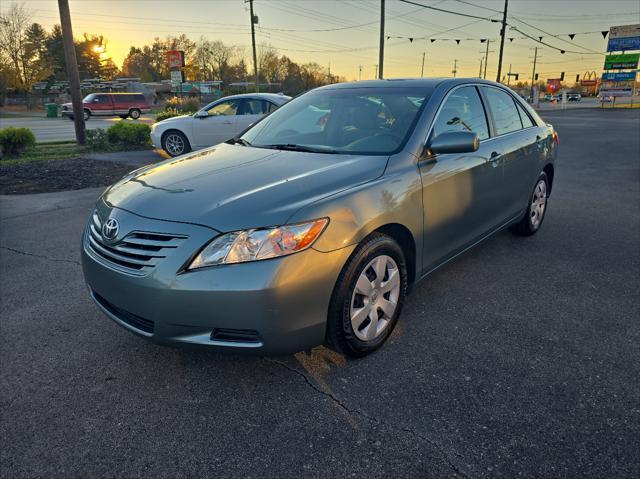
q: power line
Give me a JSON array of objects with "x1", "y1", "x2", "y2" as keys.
[{"x1": 397, "y1": 0, "x2": 501, "y2": 22}]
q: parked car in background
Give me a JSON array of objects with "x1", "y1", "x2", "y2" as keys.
[
  {"x1": 151, "y1": 93, "x2": 291, "y2": 157},
  {"x1": 61, "y1": 93, "x2": 150, "y2": 121},
  {"x1": 567, "y1": 93, "x2": 582, "y2": 102},
  {"x1": 82, "y1": 78, "x2": 557, "y2": 357}
]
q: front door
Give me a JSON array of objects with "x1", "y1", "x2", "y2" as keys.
[
  {"x1": 419, "y1": 85, "x2": 502, "y2": 272},
  {"x1": 192, "y1": 98, "x2": 243, "y2": 148},
  {"x1": 89, "y1": 94, "x2": 114, "y2": 116}
]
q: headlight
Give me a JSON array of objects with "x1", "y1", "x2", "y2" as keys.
[{"x1": 187, "y1": 218, "x2": 328, "y2": 269}]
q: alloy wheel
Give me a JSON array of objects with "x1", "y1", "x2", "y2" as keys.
[
  {"x1": 165, "y1": 134, "x2": 185, "y2": 156},
  {"x1": 350, "y1": 255, "x2": 401, "y2": 341},
  {"x1": 530, "y1": 179, "x2": 547, "y2": 229}
]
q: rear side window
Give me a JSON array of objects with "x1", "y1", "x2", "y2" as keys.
[
  {"x1": 243, "y1": 99, "x2": 271, "y2": 115},
  {"x1": 432, "y1": 86, "x2": 489, "y2": 140},
  {"x1": 483, "y1": 87, "x2": 523, "y2": 135},
  {"x1": 515, "y1": 101, "x2": 534, "y2": 128},
  {"x1": 266, "y1": 101, "x2": 279, "y2": 113}
]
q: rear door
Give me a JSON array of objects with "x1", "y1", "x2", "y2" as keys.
[
  {"x1": 112, "y1": 94, "x2": 131, "y2": 116},
  {"x1": 191, "y1": 98, "x2": 243, "y2": 148},
  {"x1": 420, "y1": 85, "x2": 502, "y2": 271},
  {"x1": 480, "y1": 86, "x2": 539, "y2": 221}
]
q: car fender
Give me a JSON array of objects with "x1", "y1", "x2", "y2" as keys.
[{"x1": 288, "y1": 165, "x2": 424, "y2": 272}]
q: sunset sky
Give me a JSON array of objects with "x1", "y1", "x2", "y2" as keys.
[{"x1": 6, "y1": 0, "x2": 640, "y2": 82}]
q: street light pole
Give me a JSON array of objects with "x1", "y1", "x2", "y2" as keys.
[
  {"x1": 484, "y1": 39, "x2": 491, "y2": 79},
  {"x1": 421, "y1": 51, "x2": 426, "y2": 77},
  {"x1": 496, "y1": 0, "x2": 509, "y2": 83},
  {"x1": 57, "y1": 0, "x2": 85, "y2": 145},
  {"x1": 530, "y1": 46, "x2": 538, "y2": 100}
]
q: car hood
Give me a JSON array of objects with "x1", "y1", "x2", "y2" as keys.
[
  {"x1": 102, "y1": 143, "x2": 388, "y2": 232},
  {"x1": 156, "y1": 114, "x2": 193, "y2": 125}
]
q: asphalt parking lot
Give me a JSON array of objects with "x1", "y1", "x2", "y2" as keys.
[{"x1": 1, "y1": 108, "x2": 639, "y2": 478}]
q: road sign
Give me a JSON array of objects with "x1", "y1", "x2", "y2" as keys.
[
  {"x1": 604, "y1": 53, "x2": 639, "y2": 70},
  {"x1": 580, "y1": 79, "x2": 597, "y2": 86},
  {"x1": 599, "y1": 87, "x2": 633, "y2": 97},
  {"x1": 602, "y1": 71, "x2": 637, "y2": 81}
]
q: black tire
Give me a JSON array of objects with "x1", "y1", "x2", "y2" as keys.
[
  {"x1": 119, "y1": 114, "x2": 128, "y2": 119},
  {"x1": 326, "y1": 233, "x2": 408, "y2": 357},
  {"x1": 83, "y1": 109, "x2": 91, "y2": 121},
  {"x1": 129, "y1": 108, "x2": 141, "y2": 119},
  {"x1": 510, "y1": 171, "x2": 549, "y2": 236},
  {"x1": 161, "y1": 130, "x2": 191, "y2": 157}
]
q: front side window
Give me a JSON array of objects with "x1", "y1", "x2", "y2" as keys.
[
  {"x1": 483, "y1": 87, "x2": 523, "y2": 135},
  {"x1": 431, "y1": 86, "x2": 489, "y2": 140},
  {"x1": 241, "y1": 87, "x2": 430, "y2": 155},
  {"x1": 207, "y1": 100, "x2": 240, "y2": 116},
  {"x1": 93, "y1": 94, "x2": 110, "y2": 104}
]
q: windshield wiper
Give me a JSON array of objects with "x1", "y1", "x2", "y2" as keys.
[
  {"x1": 226, "y1": 137, "x2": 252, "y2": 147},
  {"x1": 259, "y1": 143, "x2": 337, "y2": 154}
]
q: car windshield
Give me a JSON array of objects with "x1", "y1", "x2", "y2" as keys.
[
  {"x1": 241, "y1": 87, "x2": 430, "y2": 155},
  {"x1": 83, "y1": 94, "x2": 96, "y2": 102}
]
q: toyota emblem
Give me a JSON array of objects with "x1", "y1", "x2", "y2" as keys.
[{"x1": 102, "y1": 218, "x2": 119, "y2": 241}]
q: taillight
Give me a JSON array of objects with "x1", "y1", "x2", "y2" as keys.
[{"x1": 553, "y1": 130, "x2": 559, "y2": 145}]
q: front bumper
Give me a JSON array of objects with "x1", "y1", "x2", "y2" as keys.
[{"x1": 81, "y1": 205, "x2": 354, "y2": 354}]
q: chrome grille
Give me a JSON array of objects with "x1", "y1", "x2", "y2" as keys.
[{"x1": 86, "y1": 211, "x2": 187, "y2": 275}]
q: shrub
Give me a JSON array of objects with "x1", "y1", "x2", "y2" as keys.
[
  {"x1": 106, "y1": 122, "x2": 151, "y2": 147},
  {"x1": 0, "y1": 127, "x2": 36, "y2": 158},
  {"x1": 164, "y1": 96, "x2": 200, "y2": 113},
  {"x1": 85, "y1": 129, "x2": 109, "y2": 150},
  {"x1": 155, "y1": 108, "x2": 181, "y2": 122}
]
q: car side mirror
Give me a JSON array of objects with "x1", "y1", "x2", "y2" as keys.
[
  {"x1": 428, "y1": 131, "x2": 479, "y2": 154},
  {"x1": 194, "y1": 110, "x2": 208, "y2": 118}
]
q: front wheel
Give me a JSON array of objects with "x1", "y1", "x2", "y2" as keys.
[
  {"x1": 510, "y1": 172, "x2": 549, "y2": 236},
  {"x1": 326, "y1": 233, "x2": 408, "y2": 357},
  {"x1": 83, "y1": 109, "x2": 90, "y2": 121},
  {"x1": 129, "y1": 108, "x2": 141, "y2": 120},
  {"x1": 162, "y1": 130, "x2": 191, "y2": 157}
]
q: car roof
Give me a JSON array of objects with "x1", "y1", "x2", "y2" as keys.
[
  {"x1": 220, "y1": 93, "x2": 291, "y2": 101},
  {"x1": 316, "y1": 77, "x2": 510, "y2": 91}
]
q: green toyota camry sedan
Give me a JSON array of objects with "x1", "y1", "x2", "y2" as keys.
[{"x1": 82, "y1": 78, "x2": 557, "y2": 357}]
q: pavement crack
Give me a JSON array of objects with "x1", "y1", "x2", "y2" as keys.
[
  {"x1": 0, "y1": 246, "x2": 80, "y2": 266},
  {"x1": 264, "y1": 357, "x2": 471, "y2": 479}
]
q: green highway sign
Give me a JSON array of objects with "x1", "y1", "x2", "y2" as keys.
[{"x1": 604, "y1": 53, "x2": 640, "y2": 70}]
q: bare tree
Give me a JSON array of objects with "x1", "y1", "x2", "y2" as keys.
[{"x1": 0, "y1": 3, "x2": 32, "y2": 90}]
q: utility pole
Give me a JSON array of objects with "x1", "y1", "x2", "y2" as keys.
[
  {"x1": 249, "y1": 0, "x2": 259, "y2": 92},
  {"x1": 57, "y1": 0, "x2": 85, "y2": 144},
  {"x1": 452, "y1": 59, "x2": 458, "y2": 78},
  {"x1": 496, "y1": 0, "x2": 509, "y2": 83},
  {"x1": 421, "y1": 51, "x2": 426, "y2": 77},
  {"x1": 530, "y1": 46, "x2": 538, "y2": 100},
  {"x1": 358, "y1": 65, "x2": 363, "y2": 81},
  {"x1": 378, "y1": 0, "x2": 385, "y2": 79},
  {"x1": 374, "y1": 64, "x2": 378, "y2": 79},
  {"x1": 482, "y1": 39, "x2": 492, "y2": 79},
  {"x1": 507, "y1": 63, "x2": 512, "y2": 86},
  {"x1": 479, "y1": 57, "x2": 483, "y2": 78}
]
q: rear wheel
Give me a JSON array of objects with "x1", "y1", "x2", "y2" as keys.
[
  {"x1": 129, "y1": 108, "x2": 141, "y2": 120},
  {"x1": 510, "y1": 172, "x2": 549, "y2": 236},
  {"x1": 327, "y1": 233, "x2": 408, "y2": 357},
  {"x1": 162, "y1": 130, "x2": 191, "y2": 157}
]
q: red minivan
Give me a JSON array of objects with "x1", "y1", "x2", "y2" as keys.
[{"x1": 61, "y1": 93, "x2": 151, "y2": 121}]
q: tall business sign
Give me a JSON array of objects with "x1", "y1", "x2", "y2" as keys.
[
  {"x1": 601, "y1": 25, "x2": 639, "y2": 98},
  {"x1": 166, "y1": 50, "x2": 185, "y2": 90}
]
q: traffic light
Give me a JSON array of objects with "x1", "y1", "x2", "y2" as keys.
[
  {"x1": 514, "y1": 74, "x2": 519, "y2": 80},
  {"x1": 576, "y1": 74, "x2": 580, "y2": 82},
  {"x1": 560, "y1": 72, "x2": 565, "y2": 81},
  {"x1": 534, "y1": 73, "x2": 539, "y2": 80}
]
